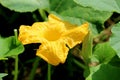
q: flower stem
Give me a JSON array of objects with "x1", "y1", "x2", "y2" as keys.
[
  {"x1": 13, "y1": 29, "x2": 19, "y2": 80},
  {"x1": 29, "y1": 57, "x2": 40, "y2": 80},
  {"x1": 47, "y1": 64, "x2": 51, "y2": 80},
  {"x1": 38, "y1": 9, "x2": 48, "y2": 21},
  {"x1": 73, "y1": 59, "x2": 86, "y2": 70},
  {"x1": 14, "y1": 29, "x2": 19, "y2": 45},
  {"x1": 14, "y1": 55, "x2": 18, "y2": 80}
]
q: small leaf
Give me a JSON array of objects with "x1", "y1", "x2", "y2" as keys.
[
  {"x1": 0, "y1": 36, "x2": 24, "y2": 58},
  {"x1": 110, "y1": 22, "x2": 120, "y2": 58},
  {"x1": 93, "y1": 42, "x2": 116, "y2": 64},
  {"x1": 81, "y1": 31, "x2": 93, "y2": 64},
  {"x1": 0, "y1": 0, "x2": 49, "y2": 12},
  {"x1": 0, "y1": 73, "x2": 7, "y2": 80},
  {"x1": 74, "y1": 0, "x2": 120, "y2": 13}
]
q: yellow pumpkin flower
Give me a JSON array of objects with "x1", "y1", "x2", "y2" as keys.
[{"x1": 18, "y1": 14, "x2": 89, "y2": 66}]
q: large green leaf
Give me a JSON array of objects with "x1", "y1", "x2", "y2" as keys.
[
  {"x1": 93, "y1": 42, "x2": 116, "y2": 64},
  {"x1": 85, "y1": 64, "x2": 120, "y2": 80},
  {"x1": 0, "y1": 36, "x2": 24, "y2": 59},
  {"x1": 50, "y1": 0, "x2": 112, "y2": 24},
  {"x1": 85, "y1": 65, "x2": 100, "y2": 80},
  {"x1": 0, "y1": 73, "x2": 7, "y2": 80},
  {"x1": 109, "y1": 55, "x2": 120, "y2": 67},
  {"x1": 74, "y1": 0, "x2": 120, "y2": 13},
  {"x1": 50, "y1": 0, "x2": 76, "y2": 13},
  {"x1": 110, "y1": 22, "x2": 120, "y2": 58},
  {"x1": 0, "y1": 0, "x2": 49, "y2": 12},
  {"x1": 92, "y1": 64, "x2": 120, "y2": 80},
  {"x1": 60, "y1": 6, "x2": 112, "y2": 24}
]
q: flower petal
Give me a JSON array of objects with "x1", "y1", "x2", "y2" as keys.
[
  {"x1": 49, "y1": 14, "x2": 77, "y2": 30},
  {"x1": 63, "y1": 23, "x2": 89, "y2": 48},
  {"x1": 18, "y1": 22, "x2": 48, "y2": 45},
  {"x1": 48, "y1": 14, "x2": 62, "y2": 23},
  {"x1": 36, "y1": 40, "x2": 69, "y2": 66}
]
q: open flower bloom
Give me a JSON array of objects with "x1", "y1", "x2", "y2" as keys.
[{"x1": 18, "y1": 14, "x2": 89, "y2": 66}]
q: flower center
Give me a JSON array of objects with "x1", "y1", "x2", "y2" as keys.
[{"x1": 44, "y1": 29, "x2": 62, "y2": 41}]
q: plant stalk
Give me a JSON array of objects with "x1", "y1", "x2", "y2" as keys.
[
  {"x1": 38, "y1": 9, "x2": 48, "y2": 21},
  {"x1": 73, "y1": 59, "x2": 86, "y2": 70},
  {"x1": 14, "y1": 55, "x2": 18, "y2": 80},
  {"x1": 47, "y1": 64, "x2": 51, "y2": 80},
  {"x1": 14, "y1": 29, "x2": 19, "y2": 80},
  {"x1": 29, "y1": 57, "x2": 40, "y2": 80}
]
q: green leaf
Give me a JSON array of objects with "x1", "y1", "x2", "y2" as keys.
[
  {"x1": 0, "y1": 0, "x2": 49, "y2": 12},
  {"x1": 85, "y1": 65, "x2": 101, "y2": 80},
  {"x1": 85, "y1": 64, "x2": 120, "y2": 80},
  {"x1": 0, "y1": 36, "x2": 24, "y2": 58},
  {"x1": 89, "y1": 23, "x2": 99, "y2": 36},
  {"x1": 92, "y1": 64, "x2": 120, "y2": 80},
  {"x1": 60, "y1": 6, "x2": 112, "y2": 24},
  {"x1": 81, "y1": 31, "x2": 93, "y2": 64},
  {"x1": 93, "y1": 42, "x2": 116, "y2": 64},
  {"x1": 74, "y1": 0, "x2": 120, "y2": 13},
  {"x1": 110, "y1": 22, "x2": 120, "y2": 58},
  {"x1": 61, "y1": 16, "x2": 86, "y2": 25},
  {"x1": 50, "y1": 0, "x2": 76, "y2": 13},
  {"x1": 109, "y1": 55, "x2": 120, "y2": 67},
  {"x1": 0, "y1": 73, "x2": 7, "y2": 80},
  {"x1": 50, "y1": 0, "x2": 112, "y2": 24}
]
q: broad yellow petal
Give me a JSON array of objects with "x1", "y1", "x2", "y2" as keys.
[
  {"x1": 18, "y1": 22, "x2": 48, "y2": 45},
  {"x1": 63, "y1": 23, "x2": 89, "y2": 48},
  {"x1": 36, "y1": 40, "x2": 69, "y2": 66},
  {"x1": 48, "y1": 14, "x2": 61, "y2": 23},
  {"x1": 49, "y1": 14, "x2": 77, "y2": 30}
]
